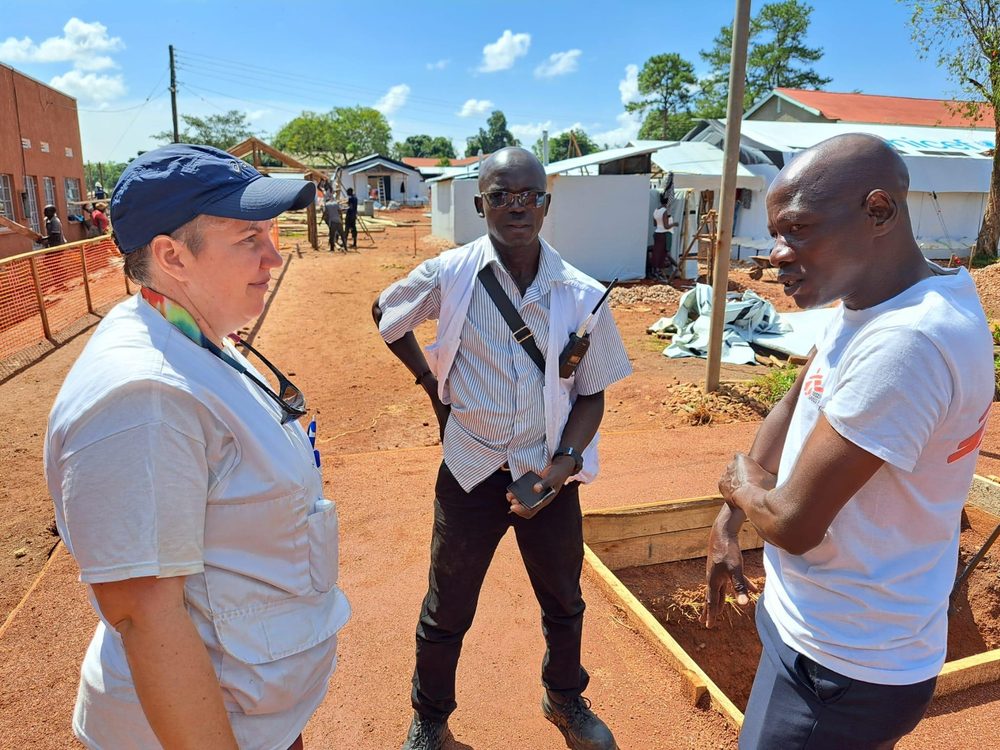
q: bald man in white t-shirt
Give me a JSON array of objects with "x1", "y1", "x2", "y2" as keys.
[{"x1": 702, "y1": 134, "x2": 994, "y2": 750}]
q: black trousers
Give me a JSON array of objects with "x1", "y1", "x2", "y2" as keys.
[
  {"x1": 740, "y1": 603, "x2": 937, "y2": 749},
  {"x1": 344, "y1": 214, "x2": 357, "y2": 245},
  {"x1": 411, "y1": 463, "x2": 590, "y2": 721}
]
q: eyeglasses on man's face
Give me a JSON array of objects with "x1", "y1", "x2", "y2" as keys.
[
  {"x1": 479, "y1": 190, "x2": 548, "y2": 209},
  {"x1": 232, "y1": 336, "x2": 307, "y2": 425}
]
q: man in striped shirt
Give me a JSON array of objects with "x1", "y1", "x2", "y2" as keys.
[{"x1": 373, "y1": 147, "x2": 631, "y2": 750}]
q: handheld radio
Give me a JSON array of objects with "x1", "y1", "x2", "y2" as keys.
[{"x1": 558, "y1": 278, "x2": 618, "y2": 378}]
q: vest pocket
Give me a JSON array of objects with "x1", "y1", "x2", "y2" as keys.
[{"x1": 307, "y1": 499, "x2": 339, "y2": 592}]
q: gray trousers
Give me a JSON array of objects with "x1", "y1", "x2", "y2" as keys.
[{"x1": 740, "y1": 603, "x2": 937, "y2": 750}]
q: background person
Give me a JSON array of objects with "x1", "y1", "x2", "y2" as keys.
[
  {"x1": 43, "y1": 204, "x2": 64, "y2": 247},
  {"x1": 91, "y1": 202, "x2": 109, "y2": 235},
  {"x1": 322, "y1": 198, "x2": 348, "y2": 252},
  {"x1": 344, "y1": 187, "x2": 358, "y2": 249},
  {"x1": 45, "y1": 144, "x2": 350, "y2": 750},
  {"x1": 373, "y1": 147, "x2": 630, "y2": 750},
  {"x1": 650, "y1": 192, "x2": 676, "y2": 280},
  {"x1": 702, "y1": 134, "x2": 993, "y2": 749}
]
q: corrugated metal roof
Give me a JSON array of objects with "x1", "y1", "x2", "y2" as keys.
[
  {"x1": 705, "y1": 120, "x2": 995, "y2": 158},
  {"x1": 760, "y1": 88, "x2": 994, "y2": 129},
  {"x1": 650, "y1": 141, "x2": 764, "y2": 190},
  {"x1": 544, "y1": 144, "x2": 661, "y2": 175}
]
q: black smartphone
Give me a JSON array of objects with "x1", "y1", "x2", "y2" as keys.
[{"x1": 507, "y1": 471, "x2": 556, "y2": 510}]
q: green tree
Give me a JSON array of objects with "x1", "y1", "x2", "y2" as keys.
[
  {"x1": 905, "y1": 0, "x2": 1000, "y2": 258},
  {"x1": 638, "y1": 111, "x2": 697, "y2": 141},
  {"x1": 698, "y1": 1, "x2": 831, "y2": 114},
  {"x1": 624, "y1": 53, "x2": 698, "y2": 141},
  {"x1": 273, "y1": 107, "x2": 391, "y2": 167},
  {"x1": 84, "y1": 161, "x2": 128, "y2": 194},
  {"x1": 153, "y1": 110, "x2": 256, "y2": 150},
  {"x1": 465, "y1": 110, "x2": 519, "y2": 157},
  {"x1": 393, "y1": 135, "x2": 456, "y2": 159},
  {"x1": 436, "y1": 156, "x2": 453, "y2": 167},
  {"x1": 532, "y1": 129, "x2": 601, "y2": 161}
]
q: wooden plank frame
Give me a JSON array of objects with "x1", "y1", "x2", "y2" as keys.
[{"x1": 582, "y1": 475, "x2": 1000, "y2": 728}]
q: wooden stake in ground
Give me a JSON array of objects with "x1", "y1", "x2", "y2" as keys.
[{"x1": 705, "y1": 0, "x2": 751, "y2": 393}]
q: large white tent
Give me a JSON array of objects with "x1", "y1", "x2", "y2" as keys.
[{"x1": 687, "y1": 120, "x2": 997, "y2": 258}]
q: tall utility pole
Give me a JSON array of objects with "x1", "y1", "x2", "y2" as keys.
[
  {"x1": 169, "y1": 45, "x2": 179, "y2": 143},
  {"x1": 705, "y1": 0, "x2": 752, "y2": 393}
]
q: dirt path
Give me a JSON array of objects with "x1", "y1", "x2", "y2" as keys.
[{"x1": 2, "y1": 214, "x2": 1000, "y2": 747}]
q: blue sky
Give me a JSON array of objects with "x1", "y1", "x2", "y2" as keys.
[{"x1": 0, "y1": 1, "x2": 962, "y2": 163}]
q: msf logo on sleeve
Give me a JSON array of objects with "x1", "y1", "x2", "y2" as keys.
[
  {"x1": 803, "y1": 370, "x2": 825, "y2": 405},
  {"x1": 947, "y1": 403, "x2": 992, "y2": 464}
]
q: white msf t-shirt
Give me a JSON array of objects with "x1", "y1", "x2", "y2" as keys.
[{"x1": 764, "y1": 264, "x2": 994, "y2": 685}]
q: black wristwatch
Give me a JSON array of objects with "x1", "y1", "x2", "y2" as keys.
[{"x1": 553, "y1": 447, "x2": 584, "y2": 474}]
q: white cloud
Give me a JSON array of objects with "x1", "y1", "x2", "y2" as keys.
[
  {"x1": 49, "y1": 69, "x2": 127, "y2": 104},
  {"x1": 458, "y1": 98, "x2": 494, "y2": 117},
  {"x1": 619, "y1": 63, "x2": 640, "y2": 106},
  {"x1": 1, "y1": 18, "x2": 128, "y2": 104},
  {"x1": 374, "y1": 84, "x2": 410, "y2": 116},
  {"x1": 0, "y1": 37, "x2": 34, "y2": 59},
  {"x1": 479, "y1": 30, "x2": 530, "y2": 73},
  {"x1": 509, "y1": 120, "x2": 553, "y2": 144},
  {"x1": 592, "y1": 112, "x2": 643, "y2": 149},
  {"x1": 426, "y1": 59, "x2": 449, "y2": 71},
  {"x1": 0, "y1": 18, "x2": 124, "y2": 70},
  {"x1": 247, "y1": 109, "x2": 271, "y2": 121},
  {"x1": 534, "y1": 49, "x2": 581, "y2": 79}
]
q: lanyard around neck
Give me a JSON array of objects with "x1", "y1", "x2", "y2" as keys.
[{"x1": 140, "y1": 287, "x2": 248, "y2": 375}]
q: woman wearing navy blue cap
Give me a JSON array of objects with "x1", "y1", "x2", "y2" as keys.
[{"x1": 45, "y1": 144, "x2": 350, "y2": 750}]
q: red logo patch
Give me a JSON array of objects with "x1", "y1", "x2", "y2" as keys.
[
  {"x1": 803, "y1": 370, "x2": 825, "y2": 399},
  {"x1": 947, "y1": 403, "x2": 992, "y2": 464}
]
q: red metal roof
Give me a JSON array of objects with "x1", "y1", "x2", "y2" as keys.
[
  {"x1": 773, "y1": 88, "x2": 994, "y2": 128},
  {"x1": 402, "y1": 155, "x2": 484, "y2": 168}
]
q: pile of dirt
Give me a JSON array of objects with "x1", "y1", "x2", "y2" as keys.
[
  {"x1": 615, "y1": 504, "x2": 1000, "y2": 713},
  {"x1": 972, "y1": 262, "x2": 1000, "y2": 319},
  {"x1": 659, "y1": 382, "x2": 769, "y2": 426},
  {"x1": 610, "y1": 282, "x2": 684, "y2": 309},
  {"x1": 616, "y1": 551, "x2": 766, "y2": 711}
]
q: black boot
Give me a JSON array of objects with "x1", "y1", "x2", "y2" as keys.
[
  {"x1": 400, "y1": 713, "x2": 450, "y2": 750},
  {"x1": 542, "y1": 692, "x2": 618, "y2": 750}
]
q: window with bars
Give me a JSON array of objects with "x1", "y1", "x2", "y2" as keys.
[
  {"x1": 43, "y1": 176, "x2": 56, "y2": 209},
  {"x1": 0, "y1": 174, "x2": 14, "y2": 228},
  {"x1": 23, "y1": 176, "x2": 40, "y2": 233},
  {"x1": 64, "y1": 177, "x2": 81, "y2": 204}
]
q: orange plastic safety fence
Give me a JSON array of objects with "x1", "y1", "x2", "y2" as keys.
[{"x1": 0, "y1": 235, "x2": 128, "y2": 364}]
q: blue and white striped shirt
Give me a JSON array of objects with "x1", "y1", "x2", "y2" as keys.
[{"x1": 379, "y1": 239, "x2": 632, "y2": 491}]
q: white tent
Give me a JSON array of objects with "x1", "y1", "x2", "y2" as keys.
[
  {"x1": 686, "y1": 120, "x2": 995, "y2": 258},
  {"x1": 687, "y1": 120, "x2": 996, "y2": 257}
]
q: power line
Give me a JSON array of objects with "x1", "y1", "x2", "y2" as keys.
[{"x1": 174, "y1": 46, "x2": 595, "y2": 124}]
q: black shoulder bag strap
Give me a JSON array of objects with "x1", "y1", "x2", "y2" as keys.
[{"x1": 476, "y1": 266, "x2": 546, "y2": 374}]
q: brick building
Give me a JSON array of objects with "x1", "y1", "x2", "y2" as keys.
[{"x1": 0, "y1": 63, "x2": 87, "y2": 259}]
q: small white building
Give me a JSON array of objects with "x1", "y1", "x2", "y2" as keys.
[
  {"x1": 429, "y1": 145, "x2": 662, "y2": 281},
  {"x1": 341, "y1": 154, "x2": 427, "y2": 205}
]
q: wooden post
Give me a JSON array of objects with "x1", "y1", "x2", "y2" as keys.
[
  {"x1": 79, "y1": 247, "x2": 95, "y2": 314},
  {"x1": 705, "y1": 0, "x2": 752, "y2": 393},
  {"x1": 307, "y1": 201, "x2": 318, "y2": 250},
  {"x1": 28, "y1": 257, "x2": 54, "y2": 343}
]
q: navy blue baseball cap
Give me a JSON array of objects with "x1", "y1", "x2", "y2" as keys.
[{"x1": 110, "y1": 143, "x2": 316, "y2": 254}]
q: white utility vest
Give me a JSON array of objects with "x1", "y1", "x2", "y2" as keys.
[{"x1": 425, "y1": 235, "x2": 609, "y2": 482}]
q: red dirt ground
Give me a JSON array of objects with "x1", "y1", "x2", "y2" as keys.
[
  {"x1": 616, "y1": 504, "x2": 1000, "y2": 715},
  {"x1": 2, "y1": 210, "x2": 999, "y2": 747}
]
